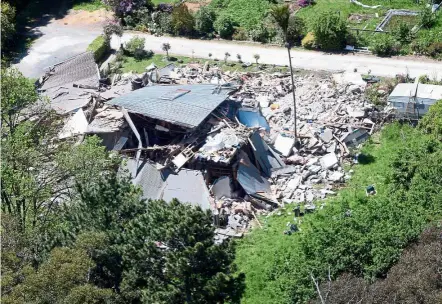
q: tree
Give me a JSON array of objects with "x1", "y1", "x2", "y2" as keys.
[
  {"x1": 162, "y1": 42, "x2": 171, "y2": 59},
  {"x1": 254, "y1": 54, "x2": 260, "y2": 64},
  {"x1": 1, "y1": 68, "x2": 39, "y2": 134},
  {"x1": 224, "y1": 52, "x2": 231, "y2": 63},
  {"x1": 171, "y1": 4, "x2": 195, "y2": 36},
  {"x1": 208, "y1": 53, "x2": 212, "y2": 59},
  {"x1": 270, "y1": 4, "x2": 290, "y2": 38},
  {"x1": 3, "y1": 233, "x2": 115, "y2": 304},
  {"x1": 214, "y1": 14, "x2": 235, "y2": 39},
  {"x1": 119, "y1": 199, "x2": 245, "y2": 303},
  {"x1": 1, "y1": 2, "x2": 16, "y2": 49},
  {"x1": 103, "y1": 0, "x2": 144, "y2": 17},
  {"x1": 312, "y1": 11, "x2": 347, "y2": 51},
  {"x1": 237, "y1": 53, "x2": 242, "y2": 63},
  {"x1": 195, "y1": 5, "x2": 216, "y2": 35}
]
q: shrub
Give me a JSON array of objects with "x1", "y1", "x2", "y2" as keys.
[
  {"x1": 125, "y1": 36, "x2": 146, "y2": 60},
  {"x1": 103, "y1": 0, "x2": 144, "y2": 17},
  {"x1": 301, "y1": 32, "x2": 316, "y2": 49},
  {"x1": 393, "y1": 22, "x2": 413, "y2": 44},
  {"x1": 232, "y1": 27, "x2": 248, "y2": 41},
  {"x1": 171, "y1": 4, "x2": 195, "y2": 36},
  {"x1": 249, "y1": 24, "x2": 271, "y2": 43},
  {"x1": 419, "y1": 100, "x2": 442, "y2": 140},
  {"x1": 214, "y1": 14, "x2": 236, "y2": 39},
  {"x1": 87, "y1": 35, "x2": 110, "y2": 62},
  {"x1": 411, "y1": 31, "x2": 441, "y2": 56},
  {"x1": 419, "y1": 7, "x2": 436, "y2": 29},
  {"x1": 156, "y1": 11, "x2": 173, "y2": 34},
  {"x1": 312, "y1": 12, "x2": 347, "y2": 51},
  {"x1": 369, "y1": 34, "x2": 399, "y2": 56},
  {"x1": 195, "y1": 5, "x2": 216, "y2": 35},
  {"x1": 426, "y1": 42, "x2": 442, "y2": 59},
  {"x1": 286, "y1": 15, "x2": 305, "y2": 46}
]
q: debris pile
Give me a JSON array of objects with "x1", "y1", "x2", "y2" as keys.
[{"x1": 40, "y1": 56, "x2": 386, "y2": 241}]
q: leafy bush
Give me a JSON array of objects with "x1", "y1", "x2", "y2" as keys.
[
  {"x1": 426, "y1": 42, "x2": 442, "y2": 59},
  {"x1": 286, "y1": 15, "x2": 305, "y2": 46},
  {"x1": 171, "y1": 4, "x2": 195, "y2": 36},
  {"x1": 301, "y1": 32, "x2": 316, "y2": 49},
  {"x1": 419, "y1": 100, "x2": 442, "y2": 140},
  {"x1": 232, "y1": 27, "x2": 248, "y2": 41},
  {"x1": 312, "y1": 226, "x2": 442, "y2": 304},
  {"x1": 214, "y1": 14, "x2": 236, "y2": 39},
  {"x1": 87, "y1": 35, "x2": 110, "y2": 62},
  {"x1": 419, "y1": 7, "x2": 436, "y2": 29},
  {"x1": 125, "y1": 36, "x2": 147, "y2": 60},
  {"x1": 154, "y1": 11, "x2": 173, "y2": 34},
  {"x1": 311, "y1": 12, "x2": 347, "y2": 50},
  {"x1": 392, "y1": 22, "x2": 413, "y2": 44},
  {"x1": 103, "y1": 19, "x2": 123, "y2": 39},
  {"x1": 249, "y1": 24, "x2": 271, "y2": 43},
  {"x1": 103, "y1": 0, "x2": 144, "y2": 17},
  {"x1": 369, "y1": 34, "x2": 399, "y2": 56},
  {"x1": 411, "y1": 31, "x2": 442, "y2": 56},
  {"x1": 1, "y1": 2, "x2": 15, "y2": 49},
  {"x1": 195, "y1": 5, "x2": 216, "y2": 35}
]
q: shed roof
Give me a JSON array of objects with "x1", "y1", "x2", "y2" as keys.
[
  {"x1": 388, "y1": 83, "x2": 417, "y2": 99},
  {"x1": 416, "y1": 84, "x2": 442, "y2": 102},
  {"x1": 107, "y1": 84, "x2": 233, "y2": 129}
]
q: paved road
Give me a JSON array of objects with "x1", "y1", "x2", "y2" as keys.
[
  {"x1": 15, "y1": 16, "x2": 103, "y2": 78},
  {"x1": 113, "y1": 33, "x2": 442, "y2": 80}
]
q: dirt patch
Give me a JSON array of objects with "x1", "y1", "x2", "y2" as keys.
[
  {"x1": 184, "y1": 1, "x2": 210, "y2": 12},
  {"x1": 55, "y1": 8, "x2": 113, "y2": 26},
  {"x1": 348, "y1": 13, "x2": 375, "y2": 24}
]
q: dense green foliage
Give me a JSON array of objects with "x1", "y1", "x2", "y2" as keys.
[
  {"x1": 312, "y1": 225, "x2": 442, "y2": 303},
  {"x1": 311, "y1": 12, "x2": 347, "y2": 50},
  {"x1": 214, "y1": 14, "x2": 236, "y2": 39},
  {"x1": 87, "y1": 35, "x2": 110, "y2": 62},
  {"x1": 419, "y1": 100, "x2": 442, "y2": 140},
  {"x1": 195, "y1": 5, "x2": 216, "y2": 35},
  {"x1": 1, "y1": 68, "x2": 244, "y2": 302},
  {"x1": 171, "y1": 4, "x2": 195, "y2": 36},
  {"x1": 369, "y1": 34, "x2": 398, "y2": 56},
  {"x1": 1, "y1": 2, "x2": 16, "y2": 49},
  {"x1": 235, "y1": 115, "x2": 442, "y2": 303},
  {"x1": 124, "y1": 35, "x2": 148, "y2": 60}
]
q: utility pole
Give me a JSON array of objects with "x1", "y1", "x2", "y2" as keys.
[{"x1": 286, "y1": 42, "x2": 297, "y2": 139}]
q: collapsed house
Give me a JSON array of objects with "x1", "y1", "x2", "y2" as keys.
[
  {"x1": 388, "y1": 83, "x2": 442, "y2": 118},
  {"x1": 40, "y1": 58, "x2": 385, "y2": 240}
]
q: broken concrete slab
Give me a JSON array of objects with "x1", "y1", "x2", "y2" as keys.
[
  {"x1": 274, "y1": 134, "x2": 295, "y2": 157},
  {"x1": 320, "y1": 153, "x2": 338, "y2": 170}
]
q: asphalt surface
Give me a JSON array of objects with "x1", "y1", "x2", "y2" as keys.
[
  {"x1": 113, "y1": 33, "x2": 442, "y2": 80},
  {"x1": 15, "y1": 18, "x2": 442, "y2": 80},
  {"x1": 15, "y1": 20, "x2": 102, "y2": 78}
]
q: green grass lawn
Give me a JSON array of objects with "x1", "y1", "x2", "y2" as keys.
[
  {"x1": 120, "y1": 54, "x2": 289, "y2": 74},
  {"x1": 151, "y1": 0, "x2": 178, "y2": 5},
  {"x1": 72, "y1": 0, "x2": 107, "y2": 11}
]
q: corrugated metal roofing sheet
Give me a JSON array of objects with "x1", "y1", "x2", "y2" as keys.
[
  {"x1": 41, "y1": 52, "x2": 99, "y2": 91},
  {"x1": 107, "y1": 84, "x2": 232, "y2": 128}
]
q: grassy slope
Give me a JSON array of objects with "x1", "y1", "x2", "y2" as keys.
[
  {"x1": 120, "y1": 54, "x2": 288, "y2": 73},
  {"x1": 297, "y1": 0, "x2": 423, "y2": 31},
  {"x1": 234, "y1": 123, "x2": 442, "y2": 304}
]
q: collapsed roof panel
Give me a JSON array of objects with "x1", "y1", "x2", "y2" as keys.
[
  {"x1": 40, "y1": 52, "x2": 99, "y2": 91},
  {"x1": 124, "y1": 159, "x2": 211, "y2": 210},
  {"x1": 107, "y1": 84, "x2": 233, "y2": 129}
]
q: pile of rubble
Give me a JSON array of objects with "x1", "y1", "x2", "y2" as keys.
[
  {"x1": 230, "y1": 71, "x2": 377, "y2": 208},
  {"x1": 41, "y1": 54, "x2": 384, "y2": 241}
]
